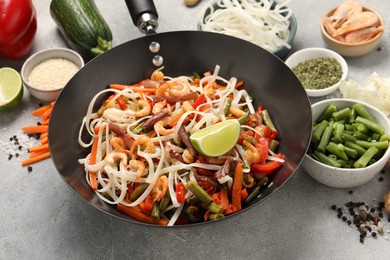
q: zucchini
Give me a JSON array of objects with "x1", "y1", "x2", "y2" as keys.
[{"x1": 50, "y1": 0, "x2": 113, "y2": 60}]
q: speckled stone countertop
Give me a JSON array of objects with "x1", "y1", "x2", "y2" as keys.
[{"x1": 1, "y1": 0, "x2": 390, "y2": 259}]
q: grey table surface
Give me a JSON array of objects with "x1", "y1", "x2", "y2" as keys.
[{"x1": 1, "y1": 0, "x2": 390, "y2": 259}]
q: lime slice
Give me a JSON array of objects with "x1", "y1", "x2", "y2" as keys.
[
  {"x1": 0, "y1": 67, "x2": 23, "y2": 112},
  {"x1": 190, "y1": 119, "x2": 241, "y2": 157}
]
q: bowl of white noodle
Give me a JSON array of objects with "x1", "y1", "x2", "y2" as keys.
[{"x1": 198, "y1": 0, "x2": 297, "y2": 59}]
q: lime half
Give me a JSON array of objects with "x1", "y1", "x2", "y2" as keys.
[
  {"x1": 190, "y1": 119, "x2": 241, "y2": 157},
  {"x1": 0, "y1": 67, "x2": 23, "y2": 112}
]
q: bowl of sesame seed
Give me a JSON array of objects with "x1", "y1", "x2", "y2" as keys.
[{"x1": 21, "y1": 48, "x2": 84, "y2": 101}]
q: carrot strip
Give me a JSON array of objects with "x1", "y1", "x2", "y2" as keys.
[
  {"x1": 109, "y1": 84, "x2": 128, "y2": 90},
  {"x1": 220, "y1": 188, "x2": 229, "y2": 210},
  {"x1": 40, "y1": 132, "x2": 48, "y2": 139},
  {"x1": 29, "y1": 149, "x2": 49, "y2": 158},
  {"x1": 117, "y1": 204, "x2": 168, "y2": 225},
  {"x1": 41, "y1": 107, "x2": 52, "y2": 119},
  {"x1": 241, "y1": 188, "x2": 248, "y2": 201},
  {"x1": 28, "y1": 143, "x2": 49, "y2": 153},
  {"x1": 40, "y1": 119, "x2": 49, "y2": 125},
  {"x1": 22, "y1": 125, "x2": 48, "y2": 134},
  {"x1": 22, "y1": 151, "x2": 51, "y2": 166},
  {"x1": 168, "y1": 112, "x2": 184, "y2": 127},
  {"x1": 132, "y1": 87, "x2": 157, "y2": 93},
  {"x1": 232, "y1": 162, "x2": 243, "y2": 211},
  {"x1": 235, "y1": 81, "x2": 244, "y2": 89},
  {"x1": 40, "y1": 136, "x2": 48, "y2": 145},
  {"x1": 32, "y1": 105, "x2": 51, "y2": 117},
  {"x1": 88, "y1": 136, "x2": 99, "y2": 191}
]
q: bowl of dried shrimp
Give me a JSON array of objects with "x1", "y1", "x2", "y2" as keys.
[{"x1": 320, "y1": 0, "x2": 384, "y2": 57}]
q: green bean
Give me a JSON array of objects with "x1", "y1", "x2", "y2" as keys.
[
  {"x1": 343, "y1": 145, "x2": 358, "y2": 159},
  {"x1": 347, "y1": 108, "x2": 357, "y2": 124},
  {"x1": 332, "y1": 107, "x2": 352, "y2": 121},
  {"x1": 223, "y1": 98, "x2": 232, "y2": 116},
  {"x1": 332, "y1": 123, "x2": 344, "y2": 143},
  {"x1": 354, "y1": 146, "x2": 379, "y2": 168},
  {"x1": 208, "y1": 214, "x2": 225, "y2": 220},
  {"x1": 132, "y1": 123, "x2": 144, "y2": 134},
  {"x1": 355, "y1": 116, "x2": 384, "y2": 135},
  {"x1": 130, "y1": 183, "x2": 149, "y2": 201},
  {"x1": 261, "y1": 109, "x2": 277, "y2": 133},
  {"x1": 159, "y1": 192, "x2": 171, "y2": 212},
  {"x1": 353, "y1": 131, "x2": 370, "y2": 141},
  {"x1": 313, "y1": 151, "x2": 341, "y2": 167},
  {"x1": 352, "y1": 103, "x2": 375, "y2": 122},
  {"x1": 151, "y1": 201, "x2": 160, "y2": 219},
  {"x1": 245, "y1": 176, "x2": 269, "y2": 204},
  {"x1": 342, "y1": 133, "x2": 357, "y2": 143},
  {"x1": 312, "y1": 120, "x2": 329, "y2": 143},
  {"x1": 345, "y1": 124, "x2": 354, "y2": 131},
  {"x1": 354, "y1": 123, "x2": 370, "y2": 135},
  {"x1": 186, "y1": 180, "x2": 213, "y2": 205},
  {"x1": 380, "y1": 135, "x2": 390, "y2": 142},
  {"x1": 316, "y1": 104, "x2": 337, "y2": 123},
  {"x1": 269, "y1": 140, "x2": 279, "y2": 152},
  {"x1": 208, "y1": 202, "x2": 224, "y2": 214},
  {"x1": 337, "y1": 159, "x2": 351, "y2": 168},
  {"x1": 318, "y1": 126, "x2": 333, "y2": 153},
  {"x1": 238, "y1": 111, "x2": 250, "y2": 125},
  {"x1": 355, "y1": 140, "x2": 389, "y2": 150},
  {"x1": 368, "y1": 158, "x2": 377, "y2": 165},
  {"x1": 184, "y1": 205, "x2": 198, "y2": 215},
  {"x1": 326, "y1": 142, "x2": 348, "y2": 160},
  {"x1": 370, "y1": 133, "x2": 380, "y2": 141},
  {"x1": 345, "y1": 141, "x2": 367, "y2": 156}
]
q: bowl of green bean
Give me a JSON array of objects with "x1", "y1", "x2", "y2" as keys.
[{"x1": 302, "y1": 98, "x2": 390, "y2": 188}]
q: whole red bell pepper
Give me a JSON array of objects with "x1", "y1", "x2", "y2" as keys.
[{"x1": 0, "y1": 0, "x2": 37, "y2": 59}]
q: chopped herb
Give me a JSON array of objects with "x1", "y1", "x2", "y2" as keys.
[{"x1": 292, "y1": 57, "x2": 343, "y2": 90}]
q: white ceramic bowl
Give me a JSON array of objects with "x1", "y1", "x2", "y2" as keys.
[
  {"x1": 302, "y1": 98, "x2": 390, "y2": 188},
  {"x1": 198, "y1": 0, "x2": 297, "y2": 59},
  {"x1": 285, "y1": 47, "x2": 348, "y2": 97},
  {"x1": 21, "y1": 48, "x2": 84, "y2": 102},
  {"x1": 320, "y1": 6, "x2": 384, "y2": 57}
]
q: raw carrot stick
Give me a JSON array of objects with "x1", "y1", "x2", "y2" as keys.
[
  {"x1": 40, "y1": 119, "x2": 49, "y2": 125},
  {"x1": 232, "y1": 162, "x2": 243, "y2": 211},
  {"x1": 109, "y1": 84, "x2": 129, "y2": 90},
  {"x1": 132, "y1": 87, "x2": 156, "y2": 93},
  {"x1": 32, "y1": 104, "x2": 51, "y2": 117},
  {"x1": 29, "y1": 149, "x2": 50, "y2": 158},
  {"x1": 22, "y1": 125, "x2": 48, "y2": 134},
  {"x1": 88, "y1": 136, "x2": 99, "y2": 191},
  {"x1": 22, "y1": 151, "x2": 51, "y2": 166},
  {"x1": 40, "y1": 136, "x2": 48, "y2": 145},
  {"x1": 41, "y1": 107, "x2": 52, "y2": 119},
  {"x1": 28, "y1": 143, "x2": 49, "y2": 153},
  {"x1": 40, "y1": 132, "x2": 48, "y2": 139},
  {"x1": 117, "y1": 204, "x2": 168, "y2": 225}
]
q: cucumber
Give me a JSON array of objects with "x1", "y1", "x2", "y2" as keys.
[{"x1": 50, "y1": 0, "x2": 113, "y2": 60}]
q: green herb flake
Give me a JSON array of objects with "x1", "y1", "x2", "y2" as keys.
[{"x1": 292, "y1": 57, "x2": 343, "y2": 90}]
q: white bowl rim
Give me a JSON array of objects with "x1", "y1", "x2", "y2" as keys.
[
  {"x1": 21, "y1": 47, "x2": 84, "y2": 92},
  {"x1": 285, "y1": 47, "x2": 348, "y2": 97},
  {"x1": 305, "y1": 98, "x2": 390, "y2": 171}
]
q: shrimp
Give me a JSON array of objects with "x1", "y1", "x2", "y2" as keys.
[
  {"x1": 151, "y1": 70, "x2": 164, "y2": 81},
  {"x1": 129, "y1": 159, "x2": 146, "y2": 179},
  {"x1": 181, "y1": 101, "x2": 195, "y2": 113},
  {"x1": 328, "y1": 0, "x2": 362, "y2": 28},
  {"x1": 151, "y1": 175, "x2": 168, "y2": 202},
  {"x1": 169, "y1": 82, "x2": 190, "y2": 97},
  {"x1": 129, "y1": 136, "x2": 156, "y2": 155},
  {"x1": 154, "y1": 118, "x2": 175, "y2": 136},
  {"x1": 105, "y1": 151, "x2": 128, "y2": 167},
  {"x1": 133, "y1": 99, "x2": 151, "y2": 118},
  {"x1": 110, "y1": 137, "x2": 128, "y2": 154},
  {"x1": 344, "y1": 25, "x2": 384, "y2": 43},
  {"x1": 152, "y1": 100, "x2": 167, "y2": 115},
  {"x1": 203, "y1": 82, "x2": 218, "y2": 98},
  {"x1": 333, "y1": 11, "x2": 379, "y2": 37},
  {"x1": 243, "y1": 140, "x2": 260, "y2": 165},
  {"x1": 182, "y1": 148, "x2": 194, "y2": 163}
]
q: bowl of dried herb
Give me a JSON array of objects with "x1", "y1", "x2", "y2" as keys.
[{"x1": 285, "y1": 47, "x2": 348, "y2": 97}]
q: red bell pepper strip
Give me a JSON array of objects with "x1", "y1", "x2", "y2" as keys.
[
  {"x1": 255, "y1": 136, "x2": 269, "y2": 165},
  {"x1": 192, "y1": 94, "x2": 206, "y2": 109},
  {"x1": 0, "y1": 0, "x2": 37, "y2": 59},
  {"x1": 176, "y1": 182, "x2": 186, "y2": 203},
  {"x1": 115, "y1": 96, "x2": 128, "y2": 110},
  {"x1": 251, "y1": 153, "x2": 285, "y2": 175}
]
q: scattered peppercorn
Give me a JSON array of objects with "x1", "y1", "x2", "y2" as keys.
[
  {"x1": 348, "y1": 190, "x2": 353, "y2": 194},
  {"x1": 27, "y1": 166, "x2": 32, "y2": 172},
  {"x1": 378, "y1": 176, "x2": 384, "y2": 182}
]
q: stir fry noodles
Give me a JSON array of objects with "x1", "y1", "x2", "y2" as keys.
[{"x1": 78, "y1": 65, "x2": 285, "y2": 226}]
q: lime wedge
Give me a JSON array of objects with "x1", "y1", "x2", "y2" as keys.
[
  {"x1": 190, "y1": 119, "x2": 241, "y2": 157},
  {"x1": 0, "y1": 67, "x2": 23, "y2": 112}
]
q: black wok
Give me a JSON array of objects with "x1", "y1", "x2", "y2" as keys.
[{"x1": 48, "y1": 0, "x2": 312, "y2": 226}]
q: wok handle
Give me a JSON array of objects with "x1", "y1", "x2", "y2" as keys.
[{"x1": 125, "y1": 0, "x2": 159, "y2": 35}]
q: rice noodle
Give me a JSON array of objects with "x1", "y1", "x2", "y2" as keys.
[
  {"x1": 77, "y1": 65, "x2": 285, "y2": 226},
  {"x1": 199, "y1": 0, "x2": 293, "y2": 53}
]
